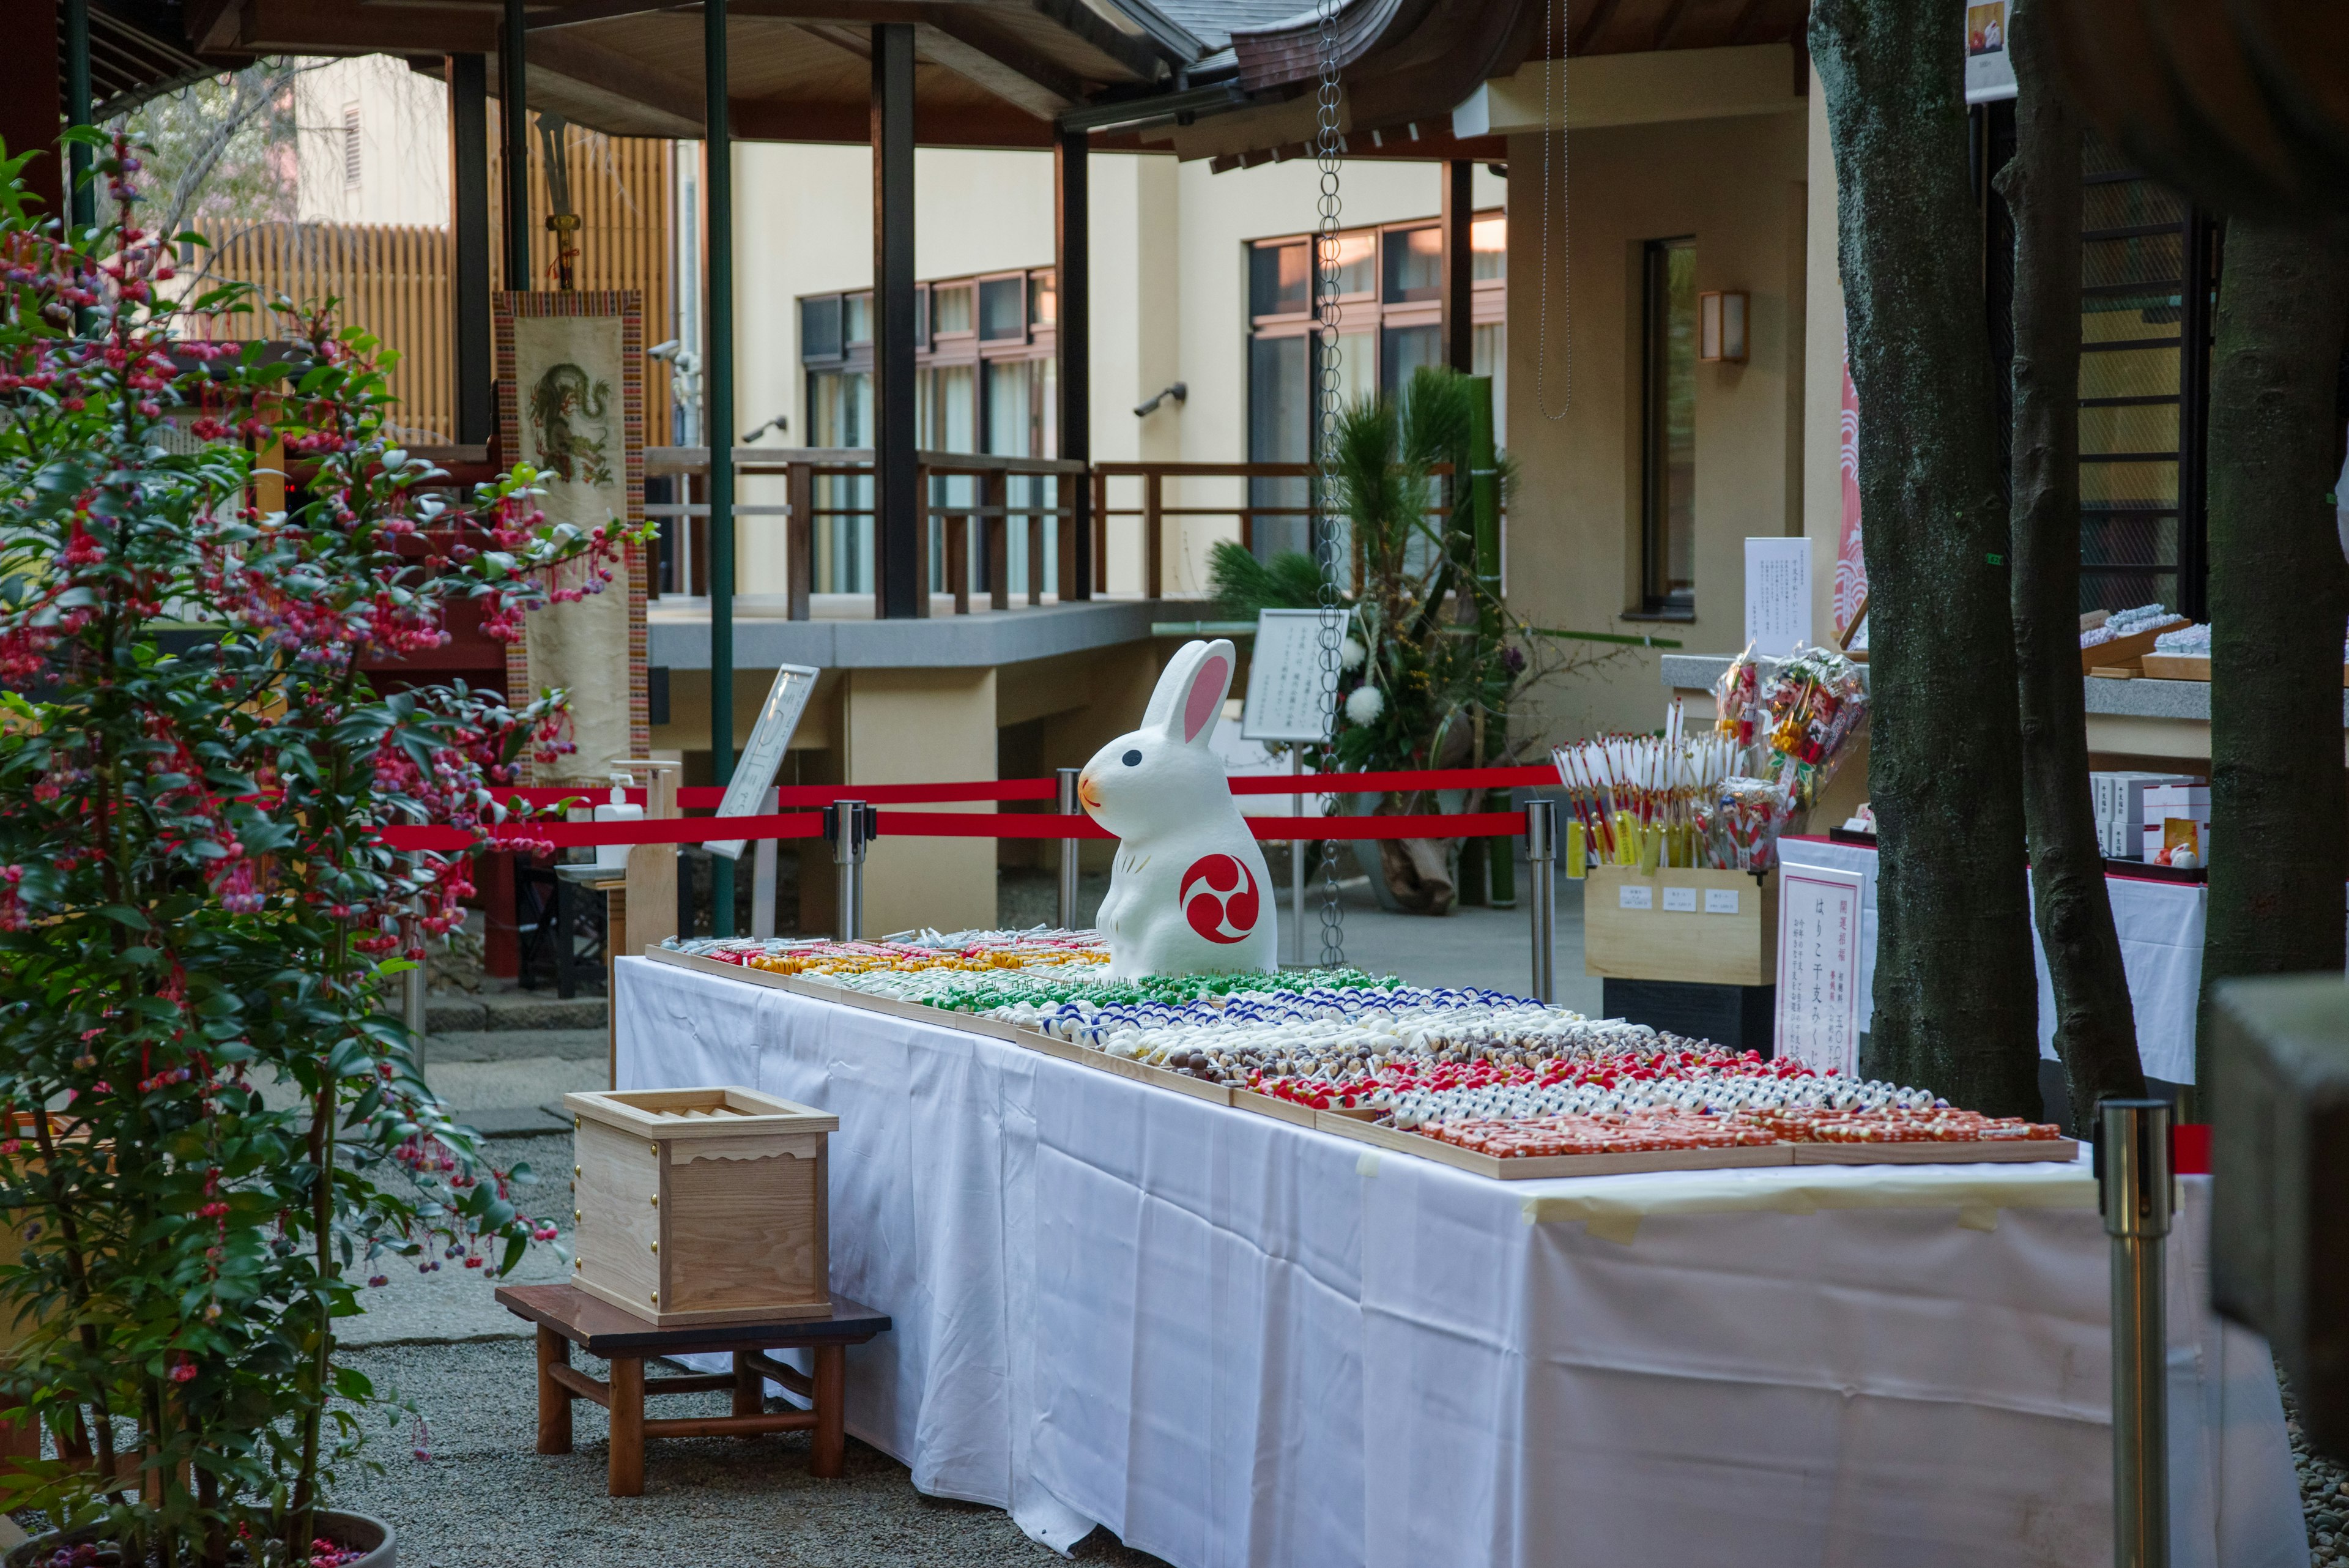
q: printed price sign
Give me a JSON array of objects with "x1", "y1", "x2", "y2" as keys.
[
  {"x1": 1774, "y1": 863, "x2": 1865, "y2": 1074},
  {"x1": 1242, "y1": 608, "x2": 1343, "y2": 743}
]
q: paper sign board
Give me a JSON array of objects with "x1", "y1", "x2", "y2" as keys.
[
  {"x1": 1744, "y1": 537, "x2": 1812, "y2": 660},
  {"x1": 1242, "y1": 608, "x2": 1342, "y2": 743},
  {"x1": 1775, "y1": 863, "x2": 1865, "y2": 1075},
  {"x1": 705, "y1": 664, "x2": 820, "y2": 860},
  {"x1": 1964, "y1": 1, "x2": 2017, "y2": 103}
]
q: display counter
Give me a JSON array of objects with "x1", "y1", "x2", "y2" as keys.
[{"x1": 613, "y1": 952, "x2": 2299, "y2": 1568}]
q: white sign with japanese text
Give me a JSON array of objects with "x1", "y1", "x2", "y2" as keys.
[
  {"x1": 1744, "y1": 537, "x2": 1812, "y2": 660},
  {"x1": 1242, "y1": 608, "x2": 1342, "y2": 743},
  {"x1": 1775, "y1": 863, "x2": 1865, "y2": 1075}
]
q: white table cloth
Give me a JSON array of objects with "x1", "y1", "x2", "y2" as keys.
[
  {"x1": 1778, "y1": 836, "x2": 2214, "y2": 1084},
  {"x1": 614, "y1": 954, "x2": 2304, "y2": 1568}
]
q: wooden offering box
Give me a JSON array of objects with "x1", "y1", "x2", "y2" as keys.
[
  {"x1": 1583, "y1": 865, "x2": 1777, "y2": 987},
  {"x1": 565, "y1": 1087, "x2": 837, "y2": 1328}
]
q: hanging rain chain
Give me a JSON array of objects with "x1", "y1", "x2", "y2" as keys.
[
  {"x1": 1535, "y1": 0, "x2": 1572, "y2": 422},
  {"x1": 1312, "y1": 0, "x2": 1348, "y2": 967}
]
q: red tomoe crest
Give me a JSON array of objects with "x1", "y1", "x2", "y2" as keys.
[{"x1": 1179, "y1": 854, "x2": 1260, "y2": 944}]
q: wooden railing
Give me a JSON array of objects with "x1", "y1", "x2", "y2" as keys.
[{"x1": 644, "y1": 452, "x2": 1475, "y2": 614}]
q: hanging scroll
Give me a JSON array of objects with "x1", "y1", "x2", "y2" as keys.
[{"x1": 496, "y1": 290, "x2": 650, "y2": 787}]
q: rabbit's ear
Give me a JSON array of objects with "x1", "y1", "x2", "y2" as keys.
[{"x1": 1145, "y1": 638, "x2": 1234, "y2": 748}]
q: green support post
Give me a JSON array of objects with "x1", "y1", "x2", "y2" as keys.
[
  {"x1": 64, "y1": 0, "x2": 91, "y2": 235},
  {"x1": 705, "y1": 0, "x2": 737, "y2": 935},
  {"x1": 1470, "y1": 375, "x2": 1515, "y2": 907}
]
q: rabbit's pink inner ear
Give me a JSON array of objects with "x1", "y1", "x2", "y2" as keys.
[{"x1": 1182, "y1": 655, "x2": 1228, "y2": 743}]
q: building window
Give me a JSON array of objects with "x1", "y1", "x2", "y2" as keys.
[
  {"x1": 1244, "y1": 217, "x2": 1506, "y2": 562},
  {"x1": 798, "y1": 266, "x2": 1061, "y2": 597},
  {"x1": 2075, "y1": 130, "x2": 2216, "y2": 617},
  {"x1": 341, "y1": 104, "x2": 362, "y2": 190},
  {"x1": 1641, "y1": 237, "x2": 1698, "y2": 613}
]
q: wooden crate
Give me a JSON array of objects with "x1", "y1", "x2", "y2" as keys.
[
  {"x1": 2079, "y1": 619, "x2": 2187, "y2": 674},
  {"x1": 2140, "y1": 652, "x2": 2349, "y2": 687},
  {"x1": 565, "y1": 1087, "x2": 838, "y2": 1328},
  {"x1": 1583, "y1": 866, "x2": 1776, "y2": 987}
]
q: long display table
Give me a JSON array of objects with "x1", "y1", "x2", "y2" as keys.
[{"x1": 612, "y1": 953, "x2": 2301, "y2": 1567}]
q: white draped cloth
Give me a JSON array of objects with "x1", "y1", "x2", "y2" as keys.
[{"x1": 614, "y1": 956, "x2": 2304, "y2": 1568}]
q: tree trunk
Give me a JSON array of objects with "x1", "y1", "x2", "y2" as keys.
[
  {"x1": 2199, "y1": 222, "x2": 2349, "y2": 1090},
  {"x1": 1997, "y1": 0, "x2": 2145, "y2": 1128},
  {"x1": 1811, "y1": 0, "x2": 2041, "y2": 1116}
]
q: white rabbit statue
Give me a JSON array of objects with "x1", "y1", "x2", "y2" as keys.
[{"x1": 1079, "y1": 638, "x2": 1278, "y2": 979}]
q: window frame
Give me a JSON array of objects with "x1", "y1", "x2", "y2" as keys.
[{"x1": 1638, "y1": 235, "x2": 1699, "y2": 617}]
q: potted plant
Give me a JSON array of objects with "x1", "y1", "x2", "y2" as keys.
[
  {"x1": 0, "y1": 131, "x2": 631, "y2": 1566},
  {"x1": 1211, "y1": 368, "x2": 1606, "y2": 914}
]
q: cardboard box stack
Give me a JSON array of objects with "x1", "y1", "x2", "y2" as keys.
[{"x1": 2091, "y1": 771, "x2": 2202, "y2": 861}]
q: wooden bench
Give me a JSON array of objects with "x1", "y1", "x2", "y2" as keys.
[{"x1": 496, "y1": 1282, "x2": 891, "y2": 1496}]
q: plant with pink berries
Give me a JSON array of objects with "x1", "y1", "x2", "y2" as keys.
[{"x1": 0, "y1": 130, "x2": 636, "y2": 1565}]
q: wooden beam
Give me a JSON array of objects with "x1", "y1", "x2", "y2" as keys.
[
  {"x1": 1650, "y1": 0, "x2": 1699, "y2": 51},
  {"x1": 525, "y1": 0, "x2": 681, "y2": 30},
  {"x1": 917, "y1": 13, "x2": 1078, "y2": 116},
  {"x1": 237, "y1": 0, "x2": 499, "y2": 52},
  {"x1": 1570, "y1": 0, "x2": 1627, "y2": 54},
  {"x1": 529, "y1": 29, "x2": 709, "y2": 133},
  {"x1": 187, "y1": 0, "x2": 245, "y2": 51}
]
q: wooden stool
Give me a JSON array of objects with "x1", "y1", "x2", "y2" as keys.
[{"x1": 497, "y1": 1282, "x2": 891, "y2": 1497}]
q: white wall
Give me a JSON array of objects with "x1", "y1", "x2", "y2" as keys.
[{"x1": 294, "y1": 56, "x2": 447, "y2": 228}]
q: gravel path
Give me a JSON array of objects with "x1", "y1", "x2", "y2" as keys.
[
  {"x1": 333, "y1": 1339, "x2": 1167, "y2": 1568},
  {"x1": 2287, "y1": 1379, "x2": 2349, "y2": 1565},
  {"x1": 330, "y1": 1131, "x2": 1170, "y2": 1566}
]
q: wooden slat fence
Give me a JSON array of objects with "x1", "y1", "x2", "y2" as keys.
[{"x1": 188, "y1": 122, "x2": 676, "y2": 448}]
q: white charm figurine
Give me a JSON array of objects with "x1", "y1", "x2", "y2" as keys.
[{"x1": 1080, "y1": 639, "x2": 1278, "y2": 979}]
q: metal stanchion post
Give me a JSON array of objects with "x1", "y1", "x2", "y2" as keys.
[
  {"x1": 2099, "y1": 1098, "x2": 2173, "y2": 1568},
  {"x1": 1290, "y1": 747, "x2": 1307, "y2": 967},
  {"x1": 403, "y1": 892, "x2": 428, "y2": 1074},
  {"x1": 1524, "y1": 799, "x2": 1556, "y2": 1004},
  {"x1": 751, "y1": 786, "x2": 779, "y2": 940},
  {"x1": 826, "y1": 801, "x2": 872, "y2": 941},
  {"x1": 1056, "y1": 767, "x2": 1082, "y2": 930}
]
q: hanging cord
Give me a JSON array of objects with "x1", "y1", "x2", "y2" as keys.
[
  {"x1": 1313, "y1": 0, "x2": 1348, "y2": 967},
  {"x1": 1535, "y1": 0, "x2": 1571, "y2": 421}
]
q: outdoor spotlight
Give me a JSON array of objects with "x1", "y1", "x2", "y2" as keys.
[{"x1": 1698, "y1": 291, "x2": 1749, "y2": 363}]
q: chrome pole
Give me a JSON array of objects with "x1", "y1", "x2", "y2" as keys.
[
  {"x1": 830, "y1": 800, "x2": 869, "y2": 941},
  {"x1": 1290, "y1": 748, "x2": 1307, "y2": 966},
  {"x1": 1056, "y1": 767, "x2": 1082, "y2": 929},
  {"x1": 2099, "y1": 1098, "x2": 2173, "y2": 1568},
  {"x1": 1524, "y1": 798, "x2": 1556, "y2": 1004},
  {"x1": 750, "y1": 786, "x2": 779, "y2": 940}
]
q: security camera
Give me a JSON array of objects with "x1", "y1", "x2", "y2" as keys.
[{"x1": 1134, "y1": 381, "x2": 1188, "y2": 418}]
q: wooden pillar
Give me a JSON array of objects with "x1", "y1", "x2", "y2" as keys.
[
  {"x1": 787, "y1": 459, "x2": 813, "y2": 620},
  {"x1": 1055, "y1": 128, "x2": 1092, "y2": 599},
  {"x1": 706, "y1": 0, "x2": 740, "y2": 934},
  {"x1": 500, "y1": 0, "x2": 531, "y2": 291},
  {"x1": 447, "y1": 55, "x2": 495, "y2": 445},
  {"x1": 1440, "y1": 159, "x2": 1475, "y2": 373},
  {"x1": 0, "y1": 1, "x2": 61, "y2": 219},
  {"x1": 983, "y1": 470, "x2": 1009, "y2": 611},
  {"x1": 872, "y1": 24, "x2": 922, "y2": 619}
]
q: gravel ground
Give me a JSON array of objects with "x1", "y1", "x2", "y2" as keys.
[
  {"x1": 327, "y1": 1131, "x2": 1170, "y2": 1566},
  {"x1": 2285, "y1": 1378, "x2": 2349, "y2": 1564},
  {"x1": 334, "y1": 1337, "x2": 1168, "y2": 1567}
]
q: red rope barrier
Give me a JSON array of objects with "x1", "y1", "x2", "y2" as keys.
[{"x1": 377, "y1": 806, "x2": 1531, "y2": 853}]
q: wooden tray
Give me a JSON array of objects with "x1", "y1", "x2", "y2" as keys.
[
  {"x1": 1792, "y1": 1139, "x2": 2079, "y2": 1165},
  {"x1": 2141, "y1": 652, "x2": 2349, "y2": 687},
  {"x1": 2080, "y1": 619, "x2": 2187, "y2": 674},
  {"x1": 1314, "y1": 1113, "x2": 1796, "y2": 1181},
  {"x1": 644, "y1": 948, "x2": 2081, "y2": 1179}
]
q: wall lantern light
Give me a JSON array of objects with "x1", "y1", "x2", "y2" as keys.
[{"x1": 1698, "y1": 289, "x2": 1748, "y2": 363}]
